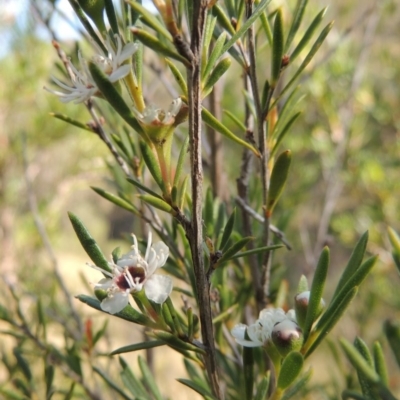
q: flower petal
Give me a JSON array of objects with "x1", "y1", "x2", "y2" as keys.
[
  {"x1": 144, "y1": 274, "x2": 172, "y2": 304},
  {"x1": 100, "y1": 292, "x2": 129, "y2": 314}
]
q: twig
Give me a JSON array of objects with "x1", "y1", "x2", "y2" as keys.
[
  {"x1": 185, "y1": 1, "x2": 222, "y2": 398},
  {"x1": 235, "y1": 196, "x2": 292, "y2": 250}
]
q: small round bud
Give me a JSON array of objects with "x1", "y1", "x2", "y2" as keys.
[
  {"x1": 271, "y1": 319, "x2": 303, "y2": 357},
  {"x1": 294, "y1": 291, "x2": 326, "y2": 330}
]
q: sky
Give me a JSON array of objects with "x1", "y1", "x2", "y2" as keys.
[{"x1": 0, "y1": 0, "x2": 156, "y2": 58}]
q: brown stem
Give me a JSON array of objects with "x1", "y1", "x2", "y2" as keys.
[{"x1": 186, "y1": 1, "x2": 222, "y2": 398}]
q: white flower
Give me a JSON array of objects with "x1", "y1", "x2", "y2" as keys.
[
  {"x1": 45, "y1": 52, "x2": 98, "y2": 104},
  {"x1": 231, "y1": 307, "x2": 297, "y2": 348},
  {"x1": 134, "y1": 98, "x2": 182, "y2": 126},
  {"x1": 92, "y1": 34, "x2": 138, "y2": 82},
  {"x1": 92, "y1": 231, "x2": 172, "y2": 314}
]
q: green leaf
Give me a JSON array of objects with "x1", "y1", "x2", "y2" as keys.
[
  {"x1": 306, "y1": 287, "x2": 358, "y2": 357},
  {"x1": 93, "y1": 366, "x2": 131, "y2": 400},
  {"x1": 138, "y1": 355, "x2": 163, "y2": 400},
  {"x1": 139, "y1": 194, "x2": 173, "y2": 213},
  {"x1": 296, "y1": 275, "x2": 309, "y2": 293},
  {"x1": 139, "y1": 140, "x2": 165, "y2": 192},
  {"x1": 221, "y1": 0, "x2": 272, "y2": 56},
  {"x1": 91, "y1": 187, "x2": 138, "y2": 214},
  {"x1": 126, "y1": 1, "x2": 172, "y2": 40},
  {"x1": 131, "y1": 27, "x2": 190, "y2": 67},
  {"x1": 67, "y1": 0, "x2": 106, "y2": 52},
  {"x1": 45, "y1": 364, "x2": 55, "y2": 399},
  {"x1": 303, "y1": 247, "x2": 329, "y2": 340},
  {"x1": 212, "y1": 5, "x2": 235, "y2": 36},
  {"x1": 217, "y1": 237, "x2": 254, "y2": 265},
  {"x1": 267, "y1": 150, "x2": 292, "y2": 216},
  {"x1": 383, "y1": 320, "x2": 400, "y2": 367},
  {"x1": 229, "y1": 244, "x2": 283, "y2": 260},
  {"x1": 373, "y1": 342, "x2": 388, "y2": 386},
  {"x1": 202, "y1": 107, "x2": 260, "y2": 156},
  {"x1": 325, "y1": 255, "x2": 377, "y2": 322},
  {"x1": 203, "y1": 32, "x2": 227, "y2": 80},
  {"x1": 271, "y1": 21, "x2": 333, "y2": 108},
  {"x1": 76, "y1": 294, "x2": 156, "y2": 327},
  {"x1": 254, "y1": 374, "x2": 270, "y2": 400},
  {"x1": 271, "y1": 112, "x2": 301, "y2": 157},
  {"x1": 127, "y1": 177, "x2": 163, "y2": 199},
  {"x1": 203, "y1": 57, "x2": 232, "y2": 97},
  {"x1": 119, "y1": 357, "x2": 148, "y2": 398},
  {"x1": 271, "y1": 9, "x2": 285, "y2": 85},
  {"x1": 68, "y1": 212, "x2": 111, "y2": 273},
  {"x1": 153, "y1": 331, "x2": 206, "y2": 354},
  {"x1": 111, "y1": 340, "x2": 164, "y2": 356},
  {"x1": 104, "y1": 0, "x2": 119, "y2": 35},
  {"x1": 204, "y1": 188, "x2": 214, "y2": 237},
  {"x1": 340, "y1": 339, "x2": 380, "y2": 384},
  {"x1": 173, "y1": 136, "x2": 189, "y2": 187},
  {"x1": 281, "y1": 369, "x2": 312, "y2": 400},
  {"x1": 177, "y1": 379, "x2": 216, "y2": 400},
  {"x1": 332, "y1": 231, "x2": 369, "y2": 299},
  {"x1": 354, "y1": 337, "x2": 378, "y2": 399},
  {"x1": 50, "y1": 113, "x2": 94, "y2": 132},
  {"x1": 223, "y1": 110, "x2": 246, "y2": 131},
  {"x1": 277, "y1": 352, "x2": 304, "y2": 389},
  {"x1": 13, "y1": 348, "x2": 32, "y2": 382},
  {"x1": 166, "y1": 59, "x2": 188, "y2": 96},
  {"x1": 219, "y1": 208, "x2": 236, "y2": 251},
  {"x1": 285, "y1": 0, "x2": 308, "y2": 51},
  {"x1": 64, "y1": 383, "x2": 76, "y2": 400},
  {"x1": 388, "y1": 227, "x2": 400, "y2": 274},
  {"x1": 0, "y1": 304, "x2": 12, "y2": 323},
  {"x1": 290, "y1": 7, "x2": 327, "y2": 62},
  {"x1": 88, "y1": 62, "x2": 145, "y2": 136}
]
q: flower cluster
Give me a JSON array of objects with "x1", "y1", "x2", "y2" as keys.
[
  {"x1": 90, "y1": 231, "x2": 172, "y2": 314},
  {"x1": 231, "y1": 308, "x2": 298, "y2": 348},
  {"x1": 46, "y1": 34, "x2": 137, "y2": 104}
]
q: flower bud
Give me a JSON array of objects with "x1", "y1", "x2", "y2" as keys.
[
  {"x1": 294, "y1": 290, "x2": 326, "y2": 330},
  {"x1": 271, "y1": 319, "x2": 303, "y2": 357}
]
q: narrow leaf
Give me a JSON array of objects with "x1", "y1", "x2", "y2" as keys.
[
  {"x1": 76, "y1": 294, "x2": 156, "y2": 327},
  {"x1": 203, "y1": 32, "x2": 227, "y2": 80},
  {"x1": 271, "y1": 9, "x2": 285, "y2": 85},
  {"x1": 166, "y1": 59, "x2": 188, "y2": 96},
  {"x1": 203, "y1": 57, "x2": 231, "y2": 97},
  {"x1": 332, "y1": 231, "x2": 369, "y2": 299},
  {"x1": 290, "y1": 7, "x2": 327, "y2": 62},
  {"x1": 229, "y1": 244, "x2": 283, "y2": 260},
  {"x1": 285, "y1": 0, "x2": 308, "y2": 51},
  {"x1": 303, "y1": 247, "x2": 329, "y2": 340},
  {"x1": 139, "y1": 141, "x2": 165, "y2": 192},
  {"x1": 88, "y1": 62, "x2": 144, "y2": 135},
  {"x1": 131, "y1": 28, "x2": 190, "y2": 67},
  {"x1": 68, "y1": 212, "x2": 111, "y2": 272},
  {"x1": 173, "y1": 136, "x2": 189, "y2": 187},
  {"x1": 153, "y1": 331, "x2": 206, "y2": 354},
  {"x1": 254, "y1": 374, "x2": 270, "y2": 400},
  {"x1": 139, "y1": 194, "x2": 173, "y2": 213},
  {"x1": 354, "y1": 337, "x2": 377, "y2": 399},
  {"x1": 127, "y1": 177, "x2": 163, "y2": 199},
  {"x1": 202, "y1": 107, "x2": 260, "y2": 156},
  {"x1": 271, "y1": 112, "x2": 301, "y2": 157},
  {"x1": 243, "y1": 347, "x2": 254, "y2": 400},
  {"x1": 267, "y1": 150, "x2": 292, "y2": 216},
  {"x1": 383, "y1": 320, "x2": 400, "y2": 367},
  {"x1": 93, "y1": 367, "x2": 131, "y2": 400},
  {"x1": 91, "y1": 187, "x2": 138, "y2": 214},
  {"x1": 104, "y1": 0, "x2": 119, "y2": 35},
  {"x1": 281, "y1": 369, "x2": 312, "y2": 400},
  {"x1": 50, "y1": 113, "x2": 94, "y2": 132},
  {"x1": 388, "y1": 227, "x2": 400, "y2": 274},
  {"x1": 217, "y1": 237, "x2": 254, "y2": 265},
  {"x1": 277, "y1": 352, "x2": 304, "y2": 389},
  {"x1": 219, "y1": 208, "x2": 236, "y2": 251},
  {"x1": 373, "y1": 342, "x2": 388, "y2": 386},
  {"x1": 177, "y1": 379, "x2": 216, "y2": 399},
  {"x1": 138, "y1": 356, "x2": 163, "y2": 400},
  {"x1": 110, "y1": 340, "x2": 164, "y2": 355}
]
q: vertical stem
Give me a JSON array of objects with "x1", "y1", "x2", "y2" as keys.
[
  {"x1": 246, "y1": 1, "x2": 270, "y2": 305},
  {"x1": 187, "y1": 1, "x2": 222, "y2": 398},
  {"x1": 206, "y1": 81, "x2": 225, "y2": 199}
]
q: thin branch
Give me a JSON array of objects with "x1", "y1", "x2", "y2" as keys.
[{"x1": 186, "y1": 1, "x2": 222, "y2": 398}]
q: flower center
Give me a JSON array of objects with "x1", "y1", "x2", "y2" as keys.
[{"x1": 116, "y1": 266, "x2": 145, "y2": 290}]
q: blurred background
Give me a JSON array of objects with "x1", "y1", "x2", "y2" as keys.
[{"x1": 0, "y1": 0, "x2": 399, "y2": 398}]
